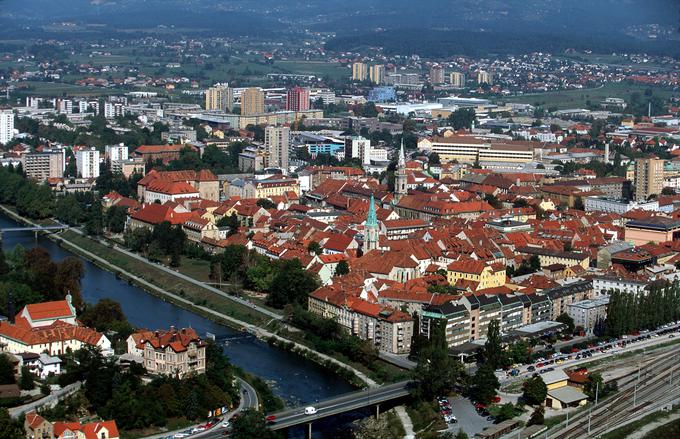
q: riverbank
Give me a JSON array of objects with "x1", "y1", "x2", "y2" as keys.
[{"x1": 0, "y1": 205, "x2": 379, "y2": 390}]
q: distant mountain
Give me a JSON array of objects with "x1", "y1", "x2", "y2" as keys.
[{"x1": 0, "y1": 0, "x2": 677, "y2": 54}]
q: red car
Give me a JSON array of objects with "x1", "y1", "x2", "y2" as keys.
[
  {"x1": 491, "y1": 396, "x2": 501, "y2": 403},
  {"x1": 265, "y1": 415, "x2": 277, "y2": 424}
]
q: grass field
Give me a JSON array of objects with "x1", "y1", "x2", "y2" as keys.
[
  {"x1": 641, "y1": 416, "x2": 680, "y2": 439},
  {"x1": 17, "y1": 81, "x2": 122, "y2": 97},
  {"x1": 601, "y1": 407, "x2": 679, "y2": 439},
  {"x1": 274, "y1": 60, "x2": 349, "y2": 79},
  {"x1": 504, "y1": 82, "x2": 678, "y2": 110}
]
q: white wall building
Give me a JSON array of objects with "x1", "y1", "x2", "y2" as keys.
[
  {"x1": 592, "y1": 276, "x2": 649, "y2": 296},
  {"x1": 265, "y1": 125, "x2": 290, "y2": 170},
  {"x1": 105, "y1": 143, "x2": 129, "y2": 162},
  {"x1": 0, "y1": 109, "x2": 15, "y2": 145},
  {"x1": 585, "y1": 196, "x2": 659, "y2": 214},
  {"x1": 76, "y1": 147, "x2": 100, "y2": 179},
  {"x1": 567, "y1": 297, "x2": 609, "y2": 333}
]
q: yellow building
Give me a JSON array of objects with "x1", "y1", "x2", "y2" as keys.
[
  {"x1": 542, "y1": 370, "x2": 589, "y2": 410},
  {"x1": 634, "y1": 157, "x2": 664, "y2": 201},
  {"x1": 352, "y1": 62, "x2": 368, "y2": 81},
  {"x1": 369, "y1": 64, "x2": 385, "y2": 84},
  {"x1": 205, "y1": 85, "x2": 233, "y2": 111},
  {"x1": 446, "y1": 259, "x2": 506, "y2": 289},
  {"x1": 241, "y1": 87, "x2": 265, "y2": 116}
]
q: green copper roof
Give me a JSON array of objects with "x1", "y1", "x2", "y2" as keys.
[{"x1": 366, "y1": 194, "x2": 377, "y2": 227}]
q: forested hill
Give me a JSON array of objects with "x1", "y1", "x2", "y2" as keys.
[{"x1": 324, "y1": 28, "x2": 680, "y2": 59}]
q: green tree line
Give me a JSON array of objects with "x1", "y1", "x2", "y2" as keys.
[{"x1": 605, "y1": 281, "x2": 680, "y2": 337}]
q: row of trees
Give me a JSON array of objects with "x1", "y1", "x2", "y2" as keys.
[
  {"x1": 0, "y1": 166, "x2": 54, "y2": 219},
  {"x1": 605, "y1": 281, "x2": 680, "y2": 337},
  {"x1": 48, "y1": 343, "x2": 238, "y2": 431},
  {"x1": 124, "y1": 222, "x2": 188, "y2": 267},
  {"x1": 211, "y1": 245, "x2": 320, "y2": 308},
  {"x1": 0, "y1": 246, "x2": 86, "y2": 315}
]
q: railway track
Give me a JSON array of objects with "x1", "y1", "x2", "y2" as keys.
[{"x1": 549, "y1": 346, "x2": 680, "y2": 439}]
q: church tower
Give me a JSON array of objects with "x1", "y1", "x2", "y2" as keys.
[
  {"x1": 365, "y1": 194, "x2": 379, "y2": 252},
  {"x1": 395, "y1": 139, "x2": 407, "y2": 201}
]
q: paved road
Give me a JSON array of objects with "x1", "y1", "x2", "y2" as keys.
[
  {"x1": 145, "y1": 377, "x2": 258, "y2": 439},
  {"x1": 501, "y1": 323, "x2": 680, "y2": 387},
  {"x1": 378, "y1": 352, "x2": 416, "y2": 370},
  {"x1": 267, "y1": 381, "x2": 411, "y2": 430},
  {"x1": 9, "y1": 382, "x2": 82, "y2": 418}
]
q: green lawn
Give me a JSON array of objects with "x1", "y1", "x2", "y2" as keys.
[
  {"x1": 504, "y1": 82, "x2": 678, "y2": 110},
  {"x1": 17, "y1": 81, "x2": 121, "y2": 97},
  {"x1": 274, "y1": 60, "x2": 349, "y2": 79},
  {"x1": 641, "y1": 416, "x2": 680, "y2": 439},
  {"x1": 601, "y1": 408, "x2": 679, "y2": 439}
]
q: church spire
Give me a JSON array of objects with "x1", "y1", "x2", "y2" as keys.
[
  {"x1": 398, "y1": 137, "x2": 406, "y2": 169},
  {"x1": 365, "y1": 193, "x2": 378, "y2": 251},
  {"x1": 367, "y1": 193, "x2": 377, "y2": 227}
]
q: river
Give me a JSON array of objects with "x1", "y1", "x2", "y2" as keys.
[{"x1": 0, "y1": 214, "x2": 361, "y2": 437}]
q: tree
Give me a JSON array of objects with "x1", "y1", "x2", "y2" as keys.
[
  {"x1": 527, "y1": 405, "x2": 545, "y2": 426},
  {"x1": 217, "y1": 213, "x2": 239, "y2": 236},
  {"x1": 334, "y1": 260, "x2": 350, "y2": 276},
  {"x1": 495, "y1": 403, "x2": 518, "y2": 422},
  {"x1": 256, "y1": 198, "x2": 276, "y2": 210},
  {"x1": 106, "y1": 205, "x2": 129, "y2": 233},
  {"x1": 522, "y1": 376, "x2": 548, "y2": 405},
  {"x1": 471, "y1": 364, "x2": 499, "y2": 404},
  {"x1": 54, "y1": 257, "x2": 85, "y2": 309},
  {"x1": 307, "y1": 241, "x2": 322, "y2": 255},
  {"x1": 584, "y1": 372, "x2": 604, "y2": 400},
  {"x1": 411, "y1": 320, "x2": 464, "y2": 400},
  {"x1": 266, "y1": 259, "x2": 319, "y2": 308},
  {"x1": 0, "y1": 354, "x2": 15, "y2": 384},
  {"x1": 0, "y1": 408, "x2": 23, "y2": 439},
  {"x1": 429, "y1": 153, "x2": 441, "y2": 165},
  {"x1": 483, "y1": 319, "x2": 503, "y2": 369},
  {"x1": 230, "y1": 409, "x2": 277, "y2": 439},
  {"x1": 447, "y1": 108, "x2": 476, "y2": 130},
  {"x1": 20, "y1": 365, "x2": 34, "y2": 390},
  {"x1": 556, "y1": 313, "x2": 575, "y2": 334},
  {"x1": 662, "y1": 187, "x2": 676, "y2": 195}
]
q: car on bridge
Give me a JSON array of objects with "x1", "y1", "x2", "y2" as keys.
[{"x1": 304, "y1": 406, "x2": 317, "y2": 415}]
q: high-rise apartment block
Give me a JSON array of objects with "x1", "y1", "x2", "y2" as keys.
[
  {"x1": 0, "y1": 109, "x2": 14, "y2": 145},
  {"x1": 477, "y1": 70, "x2": 493, "y2": 85},
  {"x1": 22, "y1": 151, "x2": 65, "y2": 182},
  {"x1": 352, "y1": 62, "x2": 368, "y2": 81},
  {"x1": 76, "y1": 147, "x2": 100, "y2": 179},
  {"x1": 634, "y1": 158, "x2": 664, "y2": 201},
  {"x1": 429, "y1": 65, "x2": 445, "y2": 84},
  {"x1": 265, "y1": 125, "x2": 290, "y2": 170},
  {"x1": 369, "y1": 64, "x2": 385, "y2": 85},
  {"x1": 105, "y1": 143, "x2": 129, "y2": 162},
  {"x1": 205, "y1": 84, "x2": 234, "y2": 112},
  {"x1": 449, "y1": 72, "x2": 466, "y2": 88},
  {"x1": 286, "y1": 86, "x2": 310, "y2": 112},
  {"x1": 240, "y1": 88, "x2": 265, "y2": 116}
]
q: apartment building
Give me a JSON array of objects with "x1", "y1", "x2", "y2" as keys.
[
  {"x1": 449, "y1": 72, "x2": 466, "y2": 88},
  {"x1": 427, "y1": 136, "x2": 534, "y2": 164},
  {"x1": 0, "y1": 108, "x2": 14, "y2": 144},
  {"x1": 369, "y1": 64, "x2": 385, "y2": 85},
  {"x1": 634, "y1": 158, "x2": 664, "y2": 201},
  {"x1": 205, "y1": 84, "x2": 234, "y2": 112},
  {"x1": 75, "y1": 148, "x2": 100, "y2": 179},
  {"x1": 567, "y1": 297, "x2": 609, "y2": 333},
  {"x1": 132, "y1": 328, "x2": 206, "y2": 378},
  {"x1": 105, "y1": 143, "x2": 129, "y2": 162},
  {"x1": 264, "y1": 125, "x2": 290, "y2": 169},
  {"x1": 240, "y1": 87, "x2": 265, "y2": 116},
  {"x1": 352, "y1": 62, "x2": 368, "y2": 81},
  {"x1": 22, "y1": 151, "x2": 64, "y2": 181},
  {"x1": 420, "y1": 301, "x2": 471, "y2": 348},
  {"x1": 286, "y1": 86, "x2": 310, "y2": 112}
]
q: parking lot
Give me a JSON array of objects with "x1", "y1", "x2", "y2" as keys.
[{"x1": 444, "y1": 396, "x2": 493, "y2": 437}]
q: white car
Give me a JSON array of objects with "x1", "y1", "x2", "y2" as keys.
[
  {"x1": 221, "y1": 421, "x2": 230, "y2": 428},
  {"x1": 304, "y1": 406, "x2": 317, "y2": 415},
  {"x1": 190, "y1": 427, "x2": 205, "y2": 434}
]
